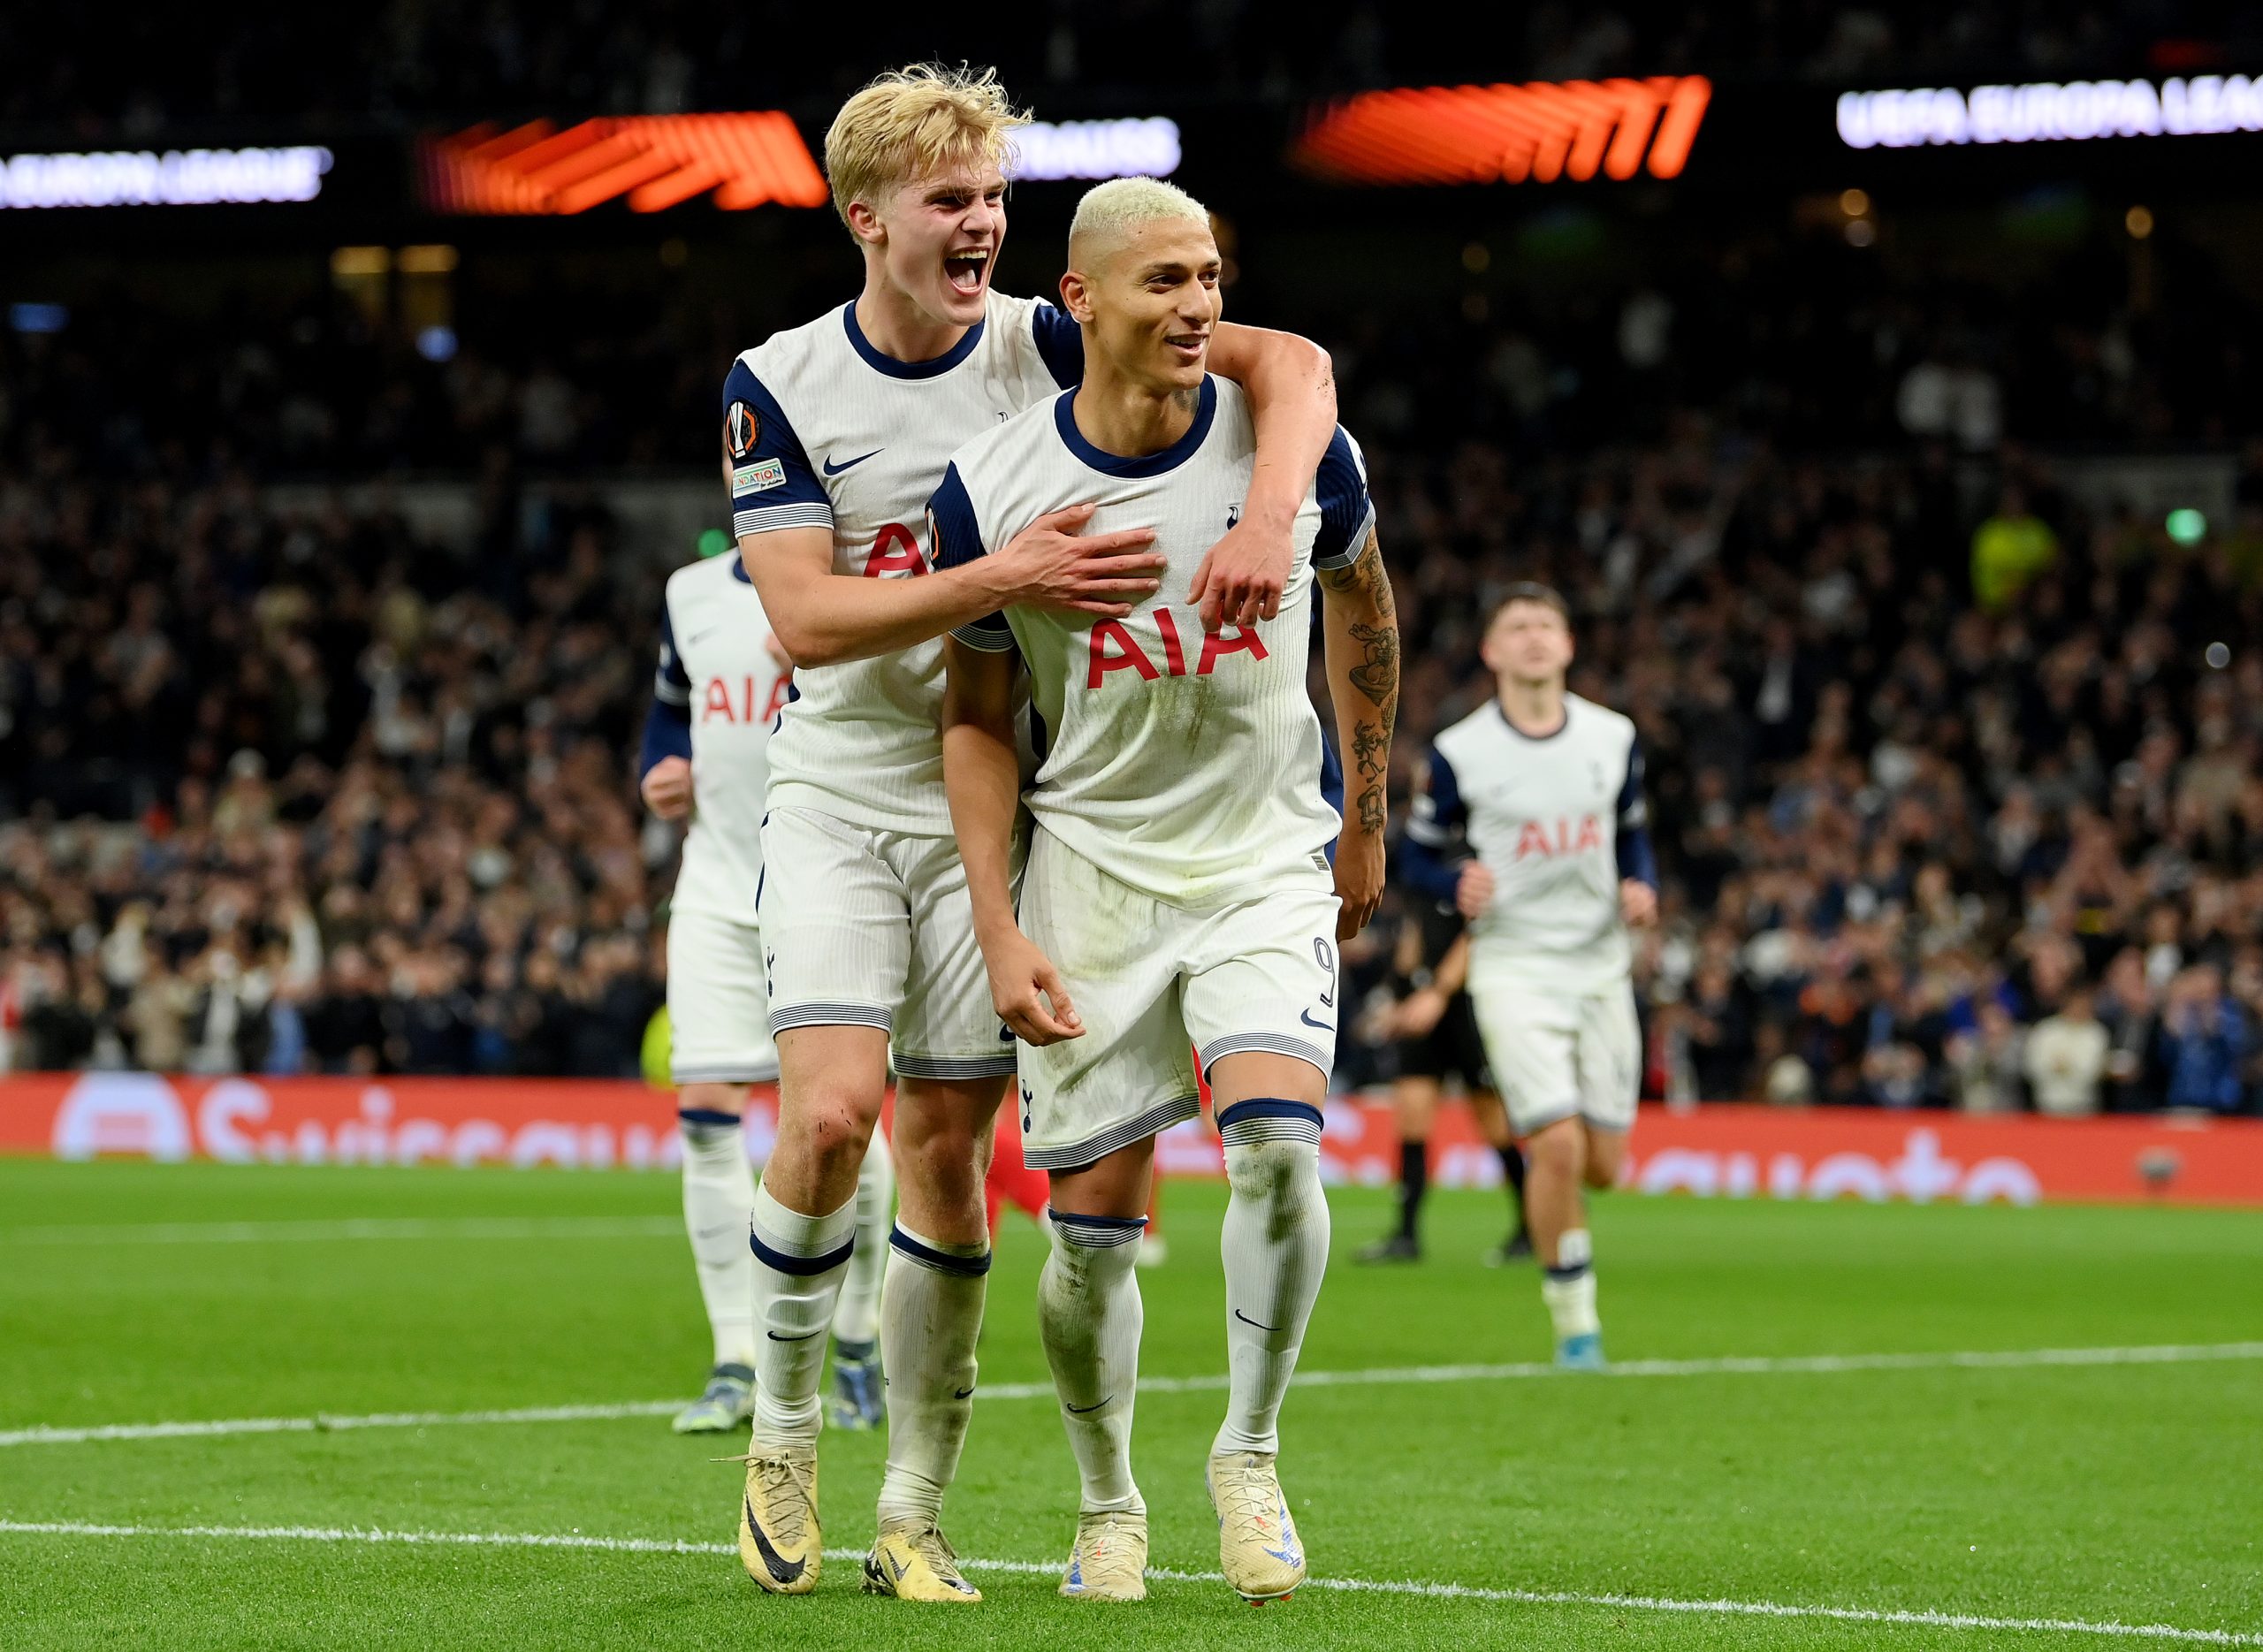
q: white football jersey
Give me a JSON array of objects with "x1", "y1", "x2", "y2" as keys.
[
  {"x1": 723, "y1": 292, "x2": 1080, "y2": 834},
  {"x1": 1408, "y1": 692, "x2": 1649, "y2": 993},
  {"x1": 929, "y1": 376, "x2": 1374, "y2": 909},
  {"x1": 655, "y1": 554, "x2": 792, "y2": 921}
]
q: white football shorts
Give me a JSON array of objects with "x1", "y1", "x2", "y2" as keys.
[
  {"x1": 1014, "y1": 826, "x2": 1343, "y2": 1170},
  {"x1": 1467, "y1": 973, "x2": 1641, "y2": 1138},
  {"x1": 665, "y1": 904, "x2": 779, "y2": 1085},
  {"x1": 756, "y1": 804, "x2": 1021, "y2": 1080}
]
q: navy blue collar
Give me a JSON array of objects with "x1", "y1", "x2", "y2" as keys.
[
  {"x1": 1055, "y1": 377, "x2": 1216, "y2": 478},
  {"x1": 842, "y1": 301, "x2": 984, "y2": 380},
  {"x1": 1497, "y1": 697, "x2": 1569, "y2": 741}
]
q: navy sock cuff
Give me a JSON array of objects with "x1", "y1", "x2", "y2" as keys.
[
  {"x1": 889, "y1": 1225, "x2": 993, "y2": 1277},
  {"x1": 1216, "y1": 1097, "x2": 1324, "y2": 1146},
  {"x1": 1048, "y1": 1209, "x2": 1147, "y2": 1249},
  {"x1": 751, "y1": 1229, "x2": 854, "y2": 1275}
]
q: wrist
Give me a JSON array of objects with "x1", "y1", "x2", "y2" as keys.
[
  {"x1": 1241, "y1": 487, "x2": 1298, "y2": 533},
  {"x1": 971, "y1": 906, "x2": 1021, "y2": 947},
  {"x1": 955, "y1": 559, "x2": 1013, "y2": 610}
]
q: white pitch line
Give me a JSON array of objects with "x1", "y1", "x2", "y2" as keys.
[
  {"x1": 0, "y1": 1215, "x2": 684, "y2": 1245},
  {"x1": 0, "y1": 1400, "x2": 682, "y2": 1448},
  {"x1": 0, "y1": 1519, "x2": 2252, "y2": 1645},
  {"x1": 973, "y1": 1340, "x2": 2263, "y2": 1402},
  {"x1": 6, "y1": 1341, "x2": 2259, "y2": 1450}
]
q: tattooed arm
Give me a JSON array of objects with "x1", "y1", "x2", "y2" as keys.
[{"x1": 1314, "y1": 527, "x2": 1400, "y2": 940}]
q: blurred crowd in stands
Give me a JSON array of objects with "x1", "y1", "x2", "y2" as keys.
[
  {"x1": 0, "y1": 487, "x2": 667, "y2": 1079},
  {"x1": 4, "y1": 212, "x2": 2262, "y2": 1112}
]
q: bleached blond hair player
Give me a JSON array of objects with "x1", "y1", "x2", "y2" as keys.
[
  {"x1": 1400, "y1": 583, "x2": 1659, "y2": 1370},
  {"x1": 935, "y1": 175, "x2": 1398, "y2": 1603},
  {"x1": 635, "y1": 521, "x2": 894, "y2": 1438},
  {"x1": 725, "y1": 65, "x2": 1340, "y2": 1604}
]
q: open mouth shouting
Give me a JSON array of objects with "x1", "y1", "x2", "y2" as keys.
[{"x1": 943, "y1": 246, "x2": 992, "y2": 296}]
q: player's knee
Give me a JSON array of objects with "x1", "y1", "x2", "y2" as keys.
[
  {"x1": 1526, "y1": 1119, "x2": 1584, "y2": 1181},
  {"x1": 895, "y1": 1123, "x2": 979, "y2": 1199},
  {"x1": 781, "y1": 1081, "x2": 880, "y2": 1181},
  {"x1": 892, "y1": 1098, "x2": 989, "y2": 1214}
]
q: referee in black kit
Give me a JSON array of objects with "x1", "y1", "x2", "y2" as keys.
[{"x1": 1360, "y1": 895, "x2": 1532, "y2": 1265}]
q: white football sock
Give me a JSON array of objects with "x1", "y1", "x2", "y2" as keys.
[
  {"x1": 1214, "y1": 1101, "x2": 1331, "y2": 1458},
  {"x1": 748, "y1": 1182, "x2": 858, "y2": 1450},
  {"x1": 1542, "y1": 1226, "x2": 1601, "y2": 1340},
  {"x1": 678, "y1": 1108, "x2": 758, "y2": 1368},
  {"x1": 831, "y1": 1132, "x2": 894, "y2": 1351},
  {"x1": 875, "y1": 1223, "x2": 989, "y2": 1529},
  {"x1": 1039, "y1": 1211, "x2": 1147, "y2": 1515}
]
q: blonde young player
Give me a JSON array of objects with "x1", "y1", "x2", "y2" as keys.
[
  {"x1": 935, "y1": 177, "x2": 1398, "y2": 1604},
  {"x1": 1400, "y1": 584, "x2": 1658, "y2": 1369},
  {"x1": 725, "y1": 66, "x2": 1339, "y2": 1603},
  {"x1": 636, "y1": 534, "x2": 893, "y2": 1437}
]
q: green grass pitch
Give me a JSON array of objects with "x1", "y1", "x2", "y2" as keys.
[{"x1": 2, "y1": 1158, "x2": 2259, "y2": 1649}]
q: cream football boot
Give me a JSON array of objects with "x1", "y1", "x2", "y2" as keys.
[
  {"x1": 735, "y1": 1446, "x2": 819, "y2": 1594},
  {"x1": 1060, "y1": 1508, "x2": 1148, "y2": 1602},
  {"x1": 1207, "y1": 1449, "x2": 1306, "y2": 1602},
  {"x1": 863, "y1": 1520, "x2": 982, "y2": 1603}
]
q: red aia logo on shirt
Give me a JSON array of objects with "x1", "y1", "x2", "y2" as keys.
[
  {"x1": 863, "y1": 523, "x2": 926, "y2": 578},
  {"x1": 702, "y1": 675, "x2": 792, "y2": 723},
  {"x1": 1086, "y1": 612, "x2": 1267, "y2": 688},
  {"x1": 1512, "y1": 816, "x2": 1604, "y2": 858}
]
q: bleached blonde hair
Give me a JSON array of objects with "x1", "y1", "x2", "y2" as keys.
[
  {"x1": 823, "y1": 64, "x2": 1029, "y2": 232},
  {"x1": 1067, "y1": 177, "x2": 1212, "y2": 265}
]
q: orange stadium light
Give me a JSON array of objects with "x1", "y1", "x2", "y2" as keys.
[
  {"x1": 420, "y1": 112, "x2": 829, "y2": 215},
  {"x1": 1294, "y1": 76, "x2": 1712, "y2": 187}
]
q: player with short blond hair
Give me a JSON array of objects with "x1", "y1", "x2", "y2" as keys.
[
  {"x1": 726, "y1": 65, "x2": 1341, "y2": 1603},
  {"x1": 936, "y1": 175, "x2": 1398, "y2": 1603}
]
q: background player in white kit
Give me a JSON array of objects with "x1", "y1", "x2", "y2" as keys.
[
  {"x1": 636, "y1": 530, "x2": 892, "y2": 1436},
  {"x1": 935, "y1": 178, "x2": 1398, "y2": 1604},
  {"x1": 724, "y1": 68, "x2": 1340, "y2": 1603},
  {"x1": 1400, "y1": 583, "x2": 1657, "y2": 1369}
]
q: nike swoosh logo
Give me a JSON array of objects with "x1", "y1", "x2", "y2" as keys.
[
  {"x1": 767, "y1": 1328, "x2": 822, "y2": 1342},
  {"x1": 1234, "y1": 1309, "x2": 1281, "y2": 1333},
  {"x1": 1299, "y1": 1009, "x2": 1332, "y2": 1030},
  {"x1": 822, "y1": 448, "x2": 882, "y2": 475},
  {"x1": 685, "y1": 627, "x2": 719, "y2": 646},
  {"x1": 1064, "y1": 1395, "x2": 1112, "y2": 1414},
  {"x1": 954, "y1": 1385, "x2": 976, "y2": 1399},
  {"x1": 744, "y1": 1496, "x2": 806, "y2": 1584}
]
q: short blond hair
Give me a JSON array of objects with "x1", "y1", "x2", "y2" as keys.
[
  {"x1": 1068, "y1": 176, "x2": 1211, "y2": 265},
  {"x1": 824, "y1": 64, "x2": 1029, "y2": 232}
]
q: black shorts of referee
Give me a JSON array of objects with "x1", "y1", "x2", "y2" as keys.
[{"x1": 1395, "y1": 988, "x2": 1493, "y2": 1090}]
